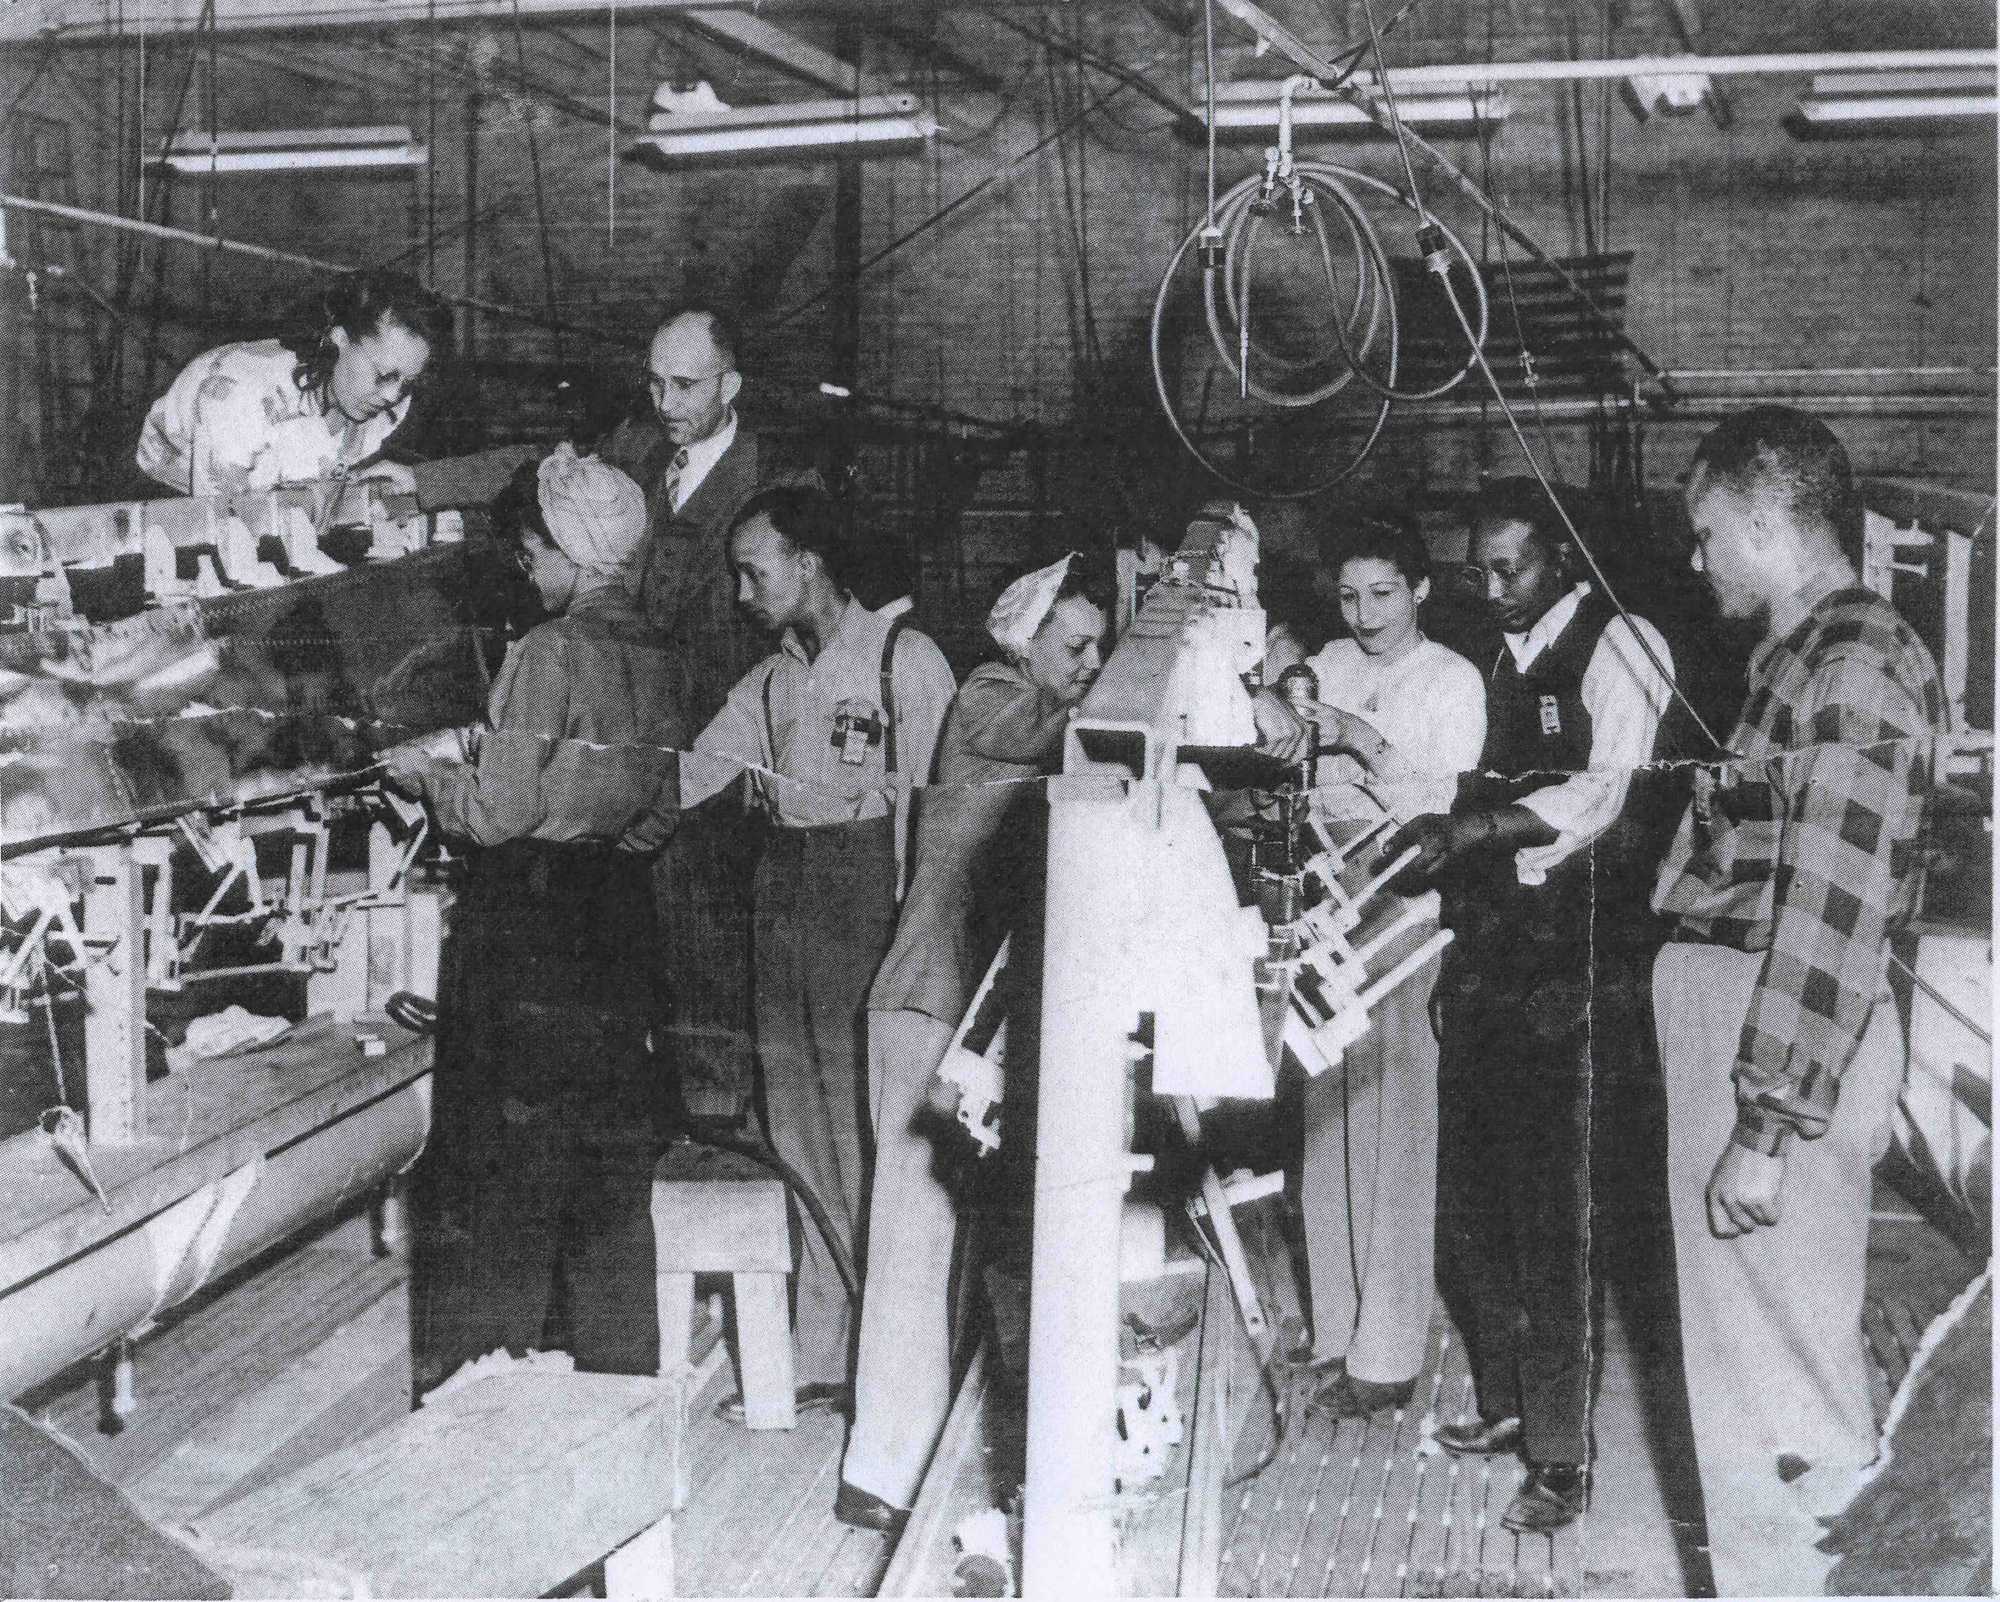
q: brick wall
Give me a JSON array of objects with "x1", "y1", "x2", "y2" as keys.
[{"x1": 0, "y1": 0, "x2": 1991, "y2": 527}]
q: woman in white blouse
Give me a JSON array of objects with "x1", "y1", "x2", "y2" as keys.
[
  {"x1": 136, "y1": 271, "x2": 451, "y2": 499},
  {"x1": 1290, "y1": 508, "x2": 1486, "y2": 1419}
]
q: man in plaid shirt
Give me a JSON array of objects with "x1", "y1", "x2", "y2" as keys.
[{"x1": 1652, "y1": 406, "x2": 1945, "y2": 1597}]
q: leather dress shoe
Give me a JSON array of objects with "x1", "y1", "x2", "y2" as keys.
[
  {"x1": 834, "y1": 1480, "x2": 910, "y2": 1537},
  {"x1": 1305, "y1": 1371, "x2": 1416, "y2": 1420},
  {"x1": 714, "y1": 1381, "x2": 848, "y2": 1425},
  {"x1": 1501, "y1": 1462, "x2": 1588, "y2": 1533},
  {"x1": 1434, "y1": 1415, "x2": 1523, "y2": 1456}
]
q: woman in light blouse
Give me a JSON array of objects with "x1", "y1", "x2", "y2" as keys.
[
  {"x1": 137, "y1": 271, "x2": 450, "y2": 499},
  {"x1": 1291, "y1": 507, "x2": 1486, "y2": 1418}
]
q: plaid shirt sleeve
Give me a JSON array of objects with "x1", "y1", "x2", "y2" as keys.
[{"x1": 1730, "y1": 650, "x2": 1933, "y2": 1154}]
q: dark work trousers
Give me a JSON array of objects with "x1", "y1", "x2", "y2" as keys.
[
  {"x1": 411, "y1": 840, "x2": 663, "y2": 1397},
  {"x1": 1434, "y1": 936, "x2": 1669, "y2": 1469},
  {"x1": 653, "y1": 796, "x2": 763, "y2": 1122},
  {"x1": 753, "y1": 816, "x2": 901, "y2": 1388}
]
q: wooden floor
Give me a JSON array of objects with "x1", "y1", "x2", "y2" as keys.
[
  {"x1": 13, "y1": 1179, "x2": 1974, "y2": 1600},
  {"x1": 669, "y1": 1345, "x2": 896, "y2": 1598},
  {"x1": 18, "y1": 1206, "x2": 894, "y2": 1600},
  {"x1": 1218, "y1": 1310, "x2": 1589, "y2": 1600}
]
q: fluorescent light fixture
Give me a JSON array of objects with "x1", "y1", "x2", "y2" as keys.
[
  {"x1": 1792, "y1": 67, "x2": 1996, "y2": 134},
  {"x1": 1810, "y1": 68, "x2": 1996, "y2": 96},
  {"x1": 159, "y1": 125, "x2": 427, "y2": 174},
  {"x1": 1194, "y1": 90, "x2": 1509, "y2": 135},
  {"x1": 632, "y1": 93, "x2": 940, "y2": 162}
]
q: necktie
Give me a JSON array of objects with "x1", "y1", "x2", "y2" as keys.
[{"x1": 663, "y1": 448, "x2": 690, "y2": 513}]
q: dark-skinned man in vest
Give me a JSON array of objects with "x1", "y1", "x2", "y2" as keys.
[{"x1": 1386, "y1": 478, "x2": 1678, "y2": 1535}]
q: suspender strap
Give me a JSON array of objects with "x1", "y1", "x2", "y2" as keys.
[{"x1": 879, "y1": 615, "x2": 909, "y2": 777}]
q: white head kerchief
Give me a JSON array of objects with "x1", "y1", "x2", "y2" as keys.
[
  {"x1": 536, "y1": 444, "x2": 647, "y2": 578},
  {"x1": 986, "y1": 552, "x2": 1075, "y2": 659}
]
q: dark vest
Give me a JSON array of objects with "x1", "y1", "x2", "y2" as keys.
[{"x1": 1445, "y1": 590, "x2": 1678, "y2": 963}]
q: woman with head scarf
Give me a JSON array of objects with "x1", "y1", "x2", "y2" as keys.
[
  {"x1": 385, "y1": 446, "x2": 684, "y2": 1393},
  {"x1": 837, "y1": 552, "x2": 1109, "y2": 1534}
]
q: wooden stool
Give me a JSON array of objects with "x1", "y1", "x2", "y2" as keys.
[{"x1": 651, "y1": 1144, "x2": 797, "y2": 1429}]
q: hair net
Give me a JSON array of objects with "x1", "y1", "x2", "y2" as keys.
[
  {"x1": 986, "y1": 552, "x2": 1076, "y2": 659},
  {"x1": 536, "y1": 444, "x2": 648, "y2": 578}
]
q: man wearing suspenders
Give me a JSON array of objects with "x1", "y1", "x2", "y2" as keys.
[{"x1": 685, "y1": 485, "x2": 957, "y2": 1418}]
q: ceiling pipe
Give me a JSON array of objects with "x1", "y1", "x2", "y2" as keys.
[
  {"x1": 6, "y1": 0, "x2": 1067, "y2": 46},
  {"x1": 1209, "y1": 48, "x2": 1999, "y2": 95}
]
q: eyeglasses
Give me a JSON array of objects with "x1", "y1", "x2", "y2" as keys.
[
  {"x1": 507, "y1": 542, "x2": 536, "y2": 576},
  {"x1": 646, "y1": 367, "x2": 733, "y2": 399}
]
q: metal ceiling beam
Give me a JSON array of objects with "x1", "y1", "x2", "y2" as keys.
[
  {"x1": 680, "y1": 10, "x2": 853, "y2": 92},
  {"x1": 0, "y1": 0, "x2": 1054, "y2": 46}
]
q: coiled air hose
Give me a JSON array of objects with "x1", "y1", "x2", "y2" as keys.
[{"x1": 1151, "y1": 162, "x2": 1491, "y2": 497}]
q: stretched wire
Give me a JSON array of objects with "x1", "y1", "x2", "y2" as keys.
[
  {"x1": 1357, "y1": 0, "x2": 1428, "y2": 223},
  {"x1": 1891, "y1": 952, "x2": 1993, "y2": 1046},
  {"x1": 1433, "y1": 265, "x2": 1729, "y2": 755},
  {"x1": 1203, "y1": 0, "x2": 1218, "y2": 233},
  {"x1": 1180, "y1": 1200, "x2": 1287, "y2": 1489},
  {"x1": 761, "y1": 67, "x2": 1150, "y2": 333},
  {"x1": 508, "y1": 0, "x2": 566, "y2": 366}
]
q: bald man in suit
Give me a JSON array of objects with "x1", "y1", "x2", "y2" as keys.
[{"x1": 602, "y1": 306, "x2": 820, "y2": 1123}]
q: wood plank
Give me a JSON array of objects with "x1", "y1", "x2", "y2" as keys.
[
  {"x1": 879, "y1": 1346, "x2": 992, "y2": 1598},
  {"x1": 651, "y1": 1145, "x2": 792, "y2": 1273},
  {"x1": 22, "y1": 1237, "x2": 404, "y2": 1489},
  {"x1": 81, "y1": 848, "x2": 148, "y2": 1146},
  {"x1": 1174, "y1": 1264, "x2": 1239, "y2": 1597},
  {"x1": 193, "y1": 1370, "x2": 686, "y2": 1600},
  {"x1": 124, "y1": 1280, "x2": 409, "y2": 1525},
  {"x1": 211, "y1": 1341, "x2": 412, "y2": 1516},
  {"x1": 0, "y1": 1016, "x2": 430, "y2": 1291}
]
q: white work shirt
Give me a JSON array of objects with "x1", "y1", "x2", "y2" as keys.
[
  {"x1": 136, "y1": 339, "x2": 409, "y2": 497},
  {"x1": 671, "y1": 410, "x2": 737, "y2": 513},
  {"x1": 686, "y1": 596, "x2": 956, "y2": 828},
  {"x1": 1500, "y1": 583, "x2": 1674, "y2": 886},
  {"x1": 1303, "y1": 635, "x2": 1486, "y2": 822}
]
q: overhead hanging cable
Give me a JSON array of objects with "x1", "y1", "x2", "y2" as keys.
[
  {"x1": 508, "y1": 0, "x2": 565, "y2": 366},
  {"x1": 605, "y1": 0, "x2": 617, "y2": 247},
  {"x1": 1352, "y1": 0, "x2": 1722, "y2": 752},
  {"x1": 761, "y1": 56, "x2": 1174, "y2": 333},
  {"x1": 1352, "y1": 38, "x2": 1727, "y2": 757}
]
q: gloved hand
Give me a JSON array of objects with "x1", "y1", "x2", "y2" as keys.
[{"x1": 1380, "y1": 811, "x2": 1492, "y2": 892}]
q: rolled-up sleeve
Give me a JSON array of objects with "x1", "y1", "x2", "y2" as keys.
[
  {"x1": 1514, "y1": 614, "x2": 1673, "y2": 884},
  {"x1": 684, "y1": 664, "x2": 774, "y2": 809}
]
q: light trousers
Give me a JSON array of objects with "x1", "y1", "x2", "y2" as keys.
[
  {"x1": 753, "y1": 819, "x2": 901, "y2": 1387},
  {"x1": 1300, "y1": 952, "x2": 1439, "y2": 1385},
  {"x1": 1655, "y1": 942, "x2": 1901, "y2": 1598},
  {"x1": 843, "y1": 1009, "x2": 960, "y2": 1508}
]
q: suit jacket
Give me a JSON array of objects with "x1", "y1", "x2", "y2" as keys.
[{"x1": 602, "y1": 414, "x2": 819, "y2": 729}]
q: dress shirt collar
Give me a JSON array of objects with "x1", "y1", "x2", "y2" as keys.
[
  {"x1": 779, "y1": 593, "x2": 862, "y2": 666},
  {"x1": 1503, "y1": 582, "x2": 1592, "y2": 671},
  {"x1": 676, "y1": 408, "x2": 737, "y2": 502}
]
